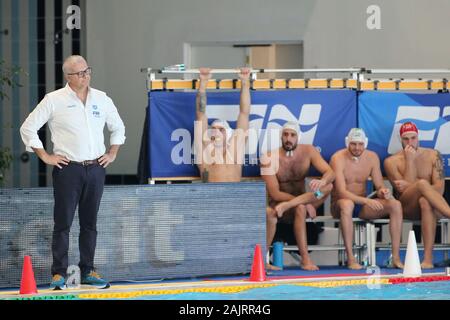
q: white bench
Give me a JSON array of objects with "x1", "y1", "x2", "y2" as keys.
[
  {"x1": 279, "y1": 216, "x2": 374, "y2": 266},
  {"x1": 275, "y1": 216, "x2": 450, "y2": 267},
  {"x1": 368, "y1": 218, "x2": 450, "y2": 266}
]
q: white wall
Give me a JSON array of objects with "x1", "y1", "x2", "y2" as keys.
[
  {"x1": 85, "y1": 0, "x2": 315, "y2": 174},
  {"x1": 86, "y1": 0, "x2": 450, "y2": 175},
  {"x1": 190, "y1": 45, "x2": 247, "y2": 69},
  {"x1": 303, "y1": 0, "x2": 450, "y2": 69}
]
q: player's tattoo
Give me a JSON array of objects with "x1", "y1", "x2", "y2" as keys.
[
  {"x1": 435, "y1": 151, "x2": 444, "y2": 180},
  {"x1": 197, "y1": 92, "x2": 206, "y2": 113}
]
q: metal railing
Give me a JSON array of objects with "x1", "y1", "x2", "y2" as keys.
[{"x1": 140, "y1": 67, "x2": 450, "y2": 91}]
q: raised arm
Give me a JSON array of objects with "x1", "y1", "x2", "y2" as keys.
[
  {"x1": 236, "y1": 67, "x2": 251, "y2": 132},
  {"x1": 195, "y1": 68, "x2": 211, "y2": 133},
  {"x1": 194, "y1": 68, "x2": 211, "y2": 172}
]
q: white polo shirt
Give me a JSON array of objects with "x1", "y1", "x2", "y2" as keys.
[{"x1": 20, "y1": 83, "x2": 126, "y2": 162}]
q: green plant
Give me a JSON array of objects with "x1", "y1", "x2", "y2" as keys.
[
  {"x1": 1, "y1": 59, "x2": 26, "y2": 186},
  {"x1": 0, "y1": 60, "x2": 23, "y2": 99},
  {"x1": 0, "y1": 147, "x2": 13, "y2": 185}
]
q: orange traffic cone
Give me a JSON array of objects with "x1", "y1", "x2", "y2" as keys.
[
  {"x1": 19, "y1": 256, "x2": 38, "y2": 295},
  {"x1": 249, "y1": 244, "x2": 266, "y2": 282}
]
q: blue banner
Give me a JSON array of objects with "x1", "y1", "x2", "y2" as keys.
[
  {"x1": 359, "y1": 91, "x2": 450, "y2": 176},
  {"x1": 149, "y1": 90, "x2": 357, "y2": 178}
]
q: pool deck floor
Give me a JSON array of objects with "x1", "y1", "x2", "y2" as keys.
[{"x1": 0, "y1": 266, "x2": 447, "y2": 300}]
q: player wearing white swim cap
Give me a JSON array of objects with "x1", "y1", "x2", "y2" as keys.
[
  {"x1": 345, "y1": 128, "x2": 368, "y2": 161},
  {"x1": 194, "y1": 67, "x2": 252, "y2": 183},
  {"x1": 330, "y1": 128, "x2": 404, "y2": 270},
  {"x1": 259, "y1": 121, "x2": 335, "y2": 271},
  {"x1": 281, "y1": 121, "x2": 300, "y2": 157},
  {"x1": 210, "y1": 119, "x2": 234, "y2": 148}
]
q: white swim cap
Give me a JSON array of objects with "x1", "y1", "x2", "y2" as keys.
[
  {"x1": 282, "y1": 121, "x2": 300, "y2": 137},
  {"x1": 345, "y1": 128, "x2": 368, "y2": 148},
  {"x1": 210, "y1": 120, "x2": 234, "y2": 142}
]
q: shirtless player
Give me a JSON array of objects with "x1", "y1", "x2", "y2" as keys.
[
  {"x1": 195, "y1": 67, "x2": 251, "y2": 182},
  {"x1": 330, "y1": 128, "x2": 404, "y2": 270},
  {"x1": 261, "y1": 122, "x2": 335, "y2": 271},
  {"x1": 385, "y1": 122, "x2": 450, "y2": 268}
]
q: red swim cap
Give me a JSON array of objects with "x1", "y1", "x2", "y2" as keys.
[{"x1": 400, "y1": 122, "x2": 418, "y2": 137}]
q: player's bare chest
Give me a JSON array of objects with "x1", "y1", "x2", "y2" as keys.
[
  {"x1": 277, "y1": 157, "x2": 310, "y2": 181},
  {"x1": 397, "y1": 156, "x2": 432, "y2": 179},
  {"x1": 343, "y1": 161, "x2": 371, "y2": 181}
]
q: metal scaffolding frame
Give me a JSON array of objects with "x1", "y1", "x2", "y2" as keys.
[{"x1": 140, "y1": 67, "x2": 450, "y2": 91}]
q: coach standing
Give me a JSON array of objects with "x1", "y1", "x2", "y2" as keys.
[{"x1": 20, "y1": 55, "x2": 126, "y2": 289}]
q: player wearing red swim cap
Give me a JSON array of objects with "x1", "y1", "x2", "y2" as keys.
[
  {"x1": 400, "y1": 122, "x2": 419, "y2": 137},
  {"x1": 385, "y1": 121, "x2": 450, "y2": 269}
]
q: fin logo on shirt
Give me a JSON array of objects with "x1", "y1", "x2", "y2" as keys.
[
  {"x1": 67, "y1": 104, "x2": 77, "y2": 108},
  {"x1": 92, "y1": 105, "x2": 101, "y2": 117}
]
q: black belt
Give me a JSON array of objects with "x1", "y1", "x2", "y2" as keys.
[{"x1": 70, "y1": 159, "x2": 99, "y2": 166}]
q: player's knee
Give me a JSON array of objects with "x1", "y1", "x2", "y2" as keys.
[
  {"x1": 418, "y1": 197, "x2": 432, "y2": 211},
  {"x1": 338, "y1": 199, "x2": 354, "y2": 215},
  {"x1": 387, "y1": 199, "x2": 402, "y2": 214},
  {"x1": 417, "y1": 179, "x2": 430, "y2": 191},
  {"x1": 266, "y1": 207, "x2": 277, "y2": 220},
  {"x1": 390, "y1": 204, "x2": 403, "y2": 219},
  {"x1": 294, "y1": 204, "x2": 307, "y2": 218}
]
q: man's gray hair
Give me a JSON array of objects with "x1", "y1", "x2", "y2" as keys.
[{"x1": 62, "y1": 55, "x2": 87, "y2": 74}]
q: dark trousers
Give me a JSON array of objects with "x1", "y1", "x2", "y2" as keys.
[{"x1": 51, "y1": 162, "x2": 105, "y2": 277}]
